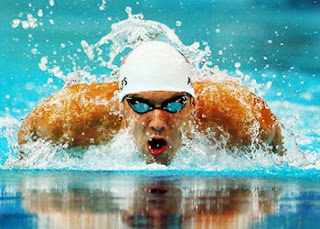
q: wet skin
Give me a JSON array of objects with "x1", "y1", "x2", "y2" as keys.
[
  {"x1": 18, "y1": 81, "x2": 284, "y2": 163},
  {"x1": 120, "y1": 91, "x2": 196, "y2": 165}
]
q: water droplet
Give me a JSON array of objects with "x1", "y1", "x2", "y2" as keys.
[
  {"x1": 234, "y1": 62, "x2": 241, "y2": 68},
  {"x1": 38, "y1": 9, "x2": 43, "y2": 17},
  {"x1": 12, "y1": 19, "x2": 21, "y2": 28},
  {"x1": 31, "y1": 48, "x2": 38, "y2": 55},
  {"x1": 99, "y1": 0, "x2": 106, "y2": 10},
  {"x1": 49, "y1": 0, "x2": 55, "y2": 7},
  {"x1": 125, "y1": 6, "x2": 132, "y2": 15},
  {"x1": 22, "y1": 21, "x2": 29, "y2": 29}
]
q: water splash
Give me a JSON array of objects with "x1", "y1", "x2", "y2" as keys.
[
  {"x1": 12, "y1": 14, "x2": 39, "y2": 29},
  {"x1": 99, "y1": 0, "x2": 107, "y2": 11},
  {"x1": 39, "y1": 7, "x2": 269, "y2": 96},
  {"x1": 0, "y1": 117, "x2": 20, "y2": 164},
  {"x1": 2, "y1": 8, "x2": 319, "y2": 172},
  {"x1": 2, "y1": 117, "x2": 319, "y2": 171}
]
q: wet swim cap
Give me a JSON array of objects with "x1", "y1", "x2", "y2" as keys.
[{"x1": 118, "y1": 41, "x2": 195, "y2": 101}]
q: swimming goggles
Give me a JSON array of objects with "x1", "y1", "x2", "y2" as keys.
[{"x1": 125, "y1": 95, "x2": 189, "y2": 114}]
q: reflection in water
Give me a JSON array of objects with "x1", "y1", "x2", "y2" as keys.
[{"x1": 0, "y1": 172, "x2": 284, "y2": 228}]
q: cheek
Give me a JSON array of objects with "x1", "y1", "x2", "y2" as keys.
[
  {"x1": 169, "y1": 113, "x2": 190, "y2": 131},
  {"x1": 130, "y1": 117, "x2": 148, "y2": 138}
]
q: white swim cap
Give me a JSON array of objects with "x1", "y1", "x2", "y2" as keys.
[{"x1": 118, "y1": 41, "x2": 195, "y2": 101}]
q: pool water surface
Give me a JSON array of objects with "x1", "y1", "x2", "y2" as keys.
[
  {"x1": 1, "y1": 171, "x2": 320, "y2": 228},
  {"x1": 1, "y1": 0, "x2": 320, "y2": 228}
]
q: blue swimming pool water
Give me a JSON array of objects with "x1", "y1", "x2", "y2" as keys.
[
  {"x1": 0, "y1": 0, "x2": 319, "y2": 166},
  {"x1": 1, "y1": 171, "x2": 320, "y2": 228},
  {"x1": 1, "y1": 0, "x2": 319, "y2": 169},
  {"x1": 0, "y1": 0, "x2": 320, "y2": 227}
]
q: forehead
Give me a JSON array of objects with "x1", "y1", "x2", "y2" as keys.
[{"x1": 127, "y1": 91, "x2": 186, "y2": 103}]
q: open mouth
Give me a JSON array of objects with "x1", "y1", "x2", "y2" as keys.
[
  {"x1": 147, "y1": 138, "x2": 168, "y2": 156},
  {"x1": 147, "y1": 186, "x2": 168, "y2": 194}
]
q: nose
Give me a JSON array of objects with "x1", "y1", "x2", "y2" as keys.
[{"x1": 149, "y1": 109, "x2": 167, "y2": 133}]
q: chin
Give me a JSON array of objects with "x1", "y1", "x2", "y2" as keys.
[
  {"x1": 154, "y1": 157, "x2": 172, "y2": 165},
  {"x1": 140, "y1": 149, "x2": 174, "y2": 165}
]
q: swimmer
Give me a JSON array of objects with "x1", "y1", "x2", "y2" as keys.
[{"x1": 18, "y1": 41, "x2": 284, "y2": 165}]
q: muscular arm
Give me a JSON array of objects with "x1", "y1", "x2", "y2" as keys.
[
  {"x1": 193, "y1": 81, "x2": 283, "y2": 154},
  {"x1": 18, "y1": 80, "x2": 283, "y2": 153},
  {"x1": 18, "y1": 82, "x2": 121, "y2": 147}
]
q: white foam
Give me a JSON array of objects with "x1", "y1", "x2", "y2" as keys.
[{"x1": 2, "y1": 119, "x2": 318, "y2": 171}]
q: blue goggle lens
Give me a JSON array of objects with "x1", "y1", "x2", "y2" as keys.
[
  {"x1": 126, "y1": 96, "x2": 188, "y2": 114},
  {"x1": 163, "y1": 102, "x2": 185, "y2": 113},
  {"x1": 130, "y1": 102, "x2": 152, "y2": 114}
]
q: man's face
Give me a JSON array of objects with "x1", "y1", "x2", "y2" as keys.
[{"x1": 121, "y1": 91, "x2": 195, "y2": 165}]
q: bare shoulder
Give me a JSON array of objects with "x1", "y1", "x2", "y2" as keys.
[
  {"x1": 18, "y1": 82, "x2": 121, "y2": 147},
  {"x1": 193, "y1": 80, "x2": 284, "y2": 154},
  {"x1": 18, "y1": 80, "x2": 284, "y2": 154}
]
